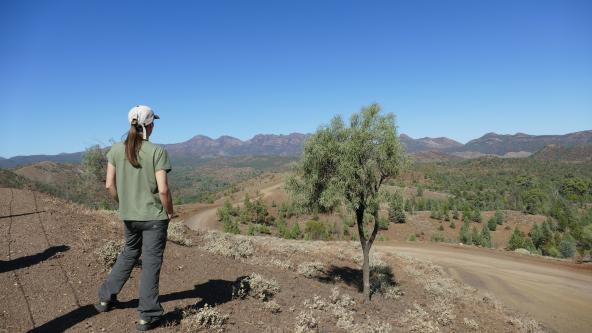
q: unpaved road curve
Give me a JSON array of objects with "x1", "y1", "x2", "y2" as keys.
[
  {"x1": 378, "y1": 242, "x2": 592, "y2": 333},
  {"x1": 184, "y1": 183, "x2": 283, "y2": 231}
]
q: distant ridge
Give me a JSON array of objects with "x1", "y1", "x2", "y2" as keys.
[{"x1": 1, "y1": 130, "x2": 591, "y2": 168}]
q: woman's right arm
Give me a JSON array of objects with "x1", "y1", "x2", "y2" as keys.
[{"x1": 156, "y1": 170, "x2": 174, "y2": 220}]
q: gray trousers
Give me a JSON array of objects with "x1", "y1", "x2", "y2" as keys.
[{"x1": 99, "y1": 220, "x2": 168, "y2": 321}]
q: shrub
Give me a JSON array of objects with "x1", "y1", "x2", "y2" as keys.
[
  {"x1": 378, "y1": 217, "x2": 390, "y2": 230},
  {"x1": 459, "y1": 221, "x2": 471, "y2": 244},
  {"x1": 168, "y1": 221, "x2": 193, "y2": 246},
  {"x1": 430, "y1": 233, "x2": 445, "y2": 243},
  {"x1": 471, "y1": 209, "x2": 483, "y2": 223},
  {"x1": 547, "y1": 245, "x2": 560, "y2": 258},
  {"x1": 297, "y1": 261, "x2": 326, "y2": 279},
  {"x1": 304, "y1": 220, "x2": 329, "y2": 240},
  {"x1": 202, "y1": 232, "x2": 254, "y2": 259},
  {"x1": 95, "y1": 240, "x2": 123, "y2": 267},
  {"x1": 494, "y1": 210, "x2": 504, "y2": 225},
  {"x1": 180, "y1": 304, "x2": 228, "y2": 331},
  {"x1": 247, "y1": 224, "x2": 255, "y2": 236},
  {"x1": 222, "y1": 215, "x2": 240, "y2": 234},
  {"x1": 290, "y1": 222, "x2": 302, "y2": 239},
  {"x1": 508, "y1": 228, "x2": 526, "y2": 251},
  {"x1": 437, "y1": 224, "x2": 444, "y2": 231},
  {"x1": 471, "y1": 226, "x2": 482, "y2": 246},
  {"x1": 480, "y1": 226, "x2": 492, "y2": 248},
  {"x1": 559, "y1": 237, "x2": 576, "y2": 258},
  {"x1": 449, "y1": 222, "x2": 456, "y2": 229},
  {"x1": 233, "y1": 273, "x2": 280, "y2": 301},
  {"x1": 487, "y1": 217, "x2": 497, "y2": 231},
  {"x1": 407, "y1": 234, "x2": 417, "y2": 242},
  {"x1": 343, "y1": 216, "x2": 355, "y2": 227}
]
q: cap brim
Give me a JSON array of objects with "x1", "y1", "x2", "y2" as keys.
[{"x1": 154, "y1": 114, "x2": 160, "y2": 119}]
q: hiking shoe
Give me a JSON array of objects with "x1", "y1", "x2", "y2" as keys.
[
  {"x1": 93, "y1": 300, "x2": 117, "y2": 313},
  {"x1": 136, "y1": 318, "x2": 161, "y2": 331}
]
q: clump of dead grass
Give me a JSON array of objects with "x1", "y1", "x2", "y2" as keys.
[
  {"x1": 180, "y1": 304, "x2": 229, "y2": 331},
  {"x1": 233, "y1": 273, "x2": 280, "y2": 301},
  {"x1": 167, "y1": 220, "x2": 193, "y2": 246},
  {"x1": 297, "y1": 261, "x2": 326, "y2": 278},
  {"x1": 295, "y1": 310, "x2": 319, "y2": 333},
  {"x1": 202, "y1": 231, "x2": 254, "y2": 260},
  {"x1": 95, "y1": 240, "x2": 123, "y2": 267}
]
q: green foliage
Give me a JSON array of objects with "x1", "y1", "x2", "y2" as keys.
[
  {"x1": 471, "y1": 209, "x2": 483, "y2": 223},
  {"x1": 290, "y1": 222, "x2": 302, "y2": 239},
  {"x1": 81, "y1": 145, "x2": 107, "y2": 183},
  {"x1": 247, "y1": 224, "x2": 255, "y2": 236},
  {"x1": 487, "y1": 217, "x2": 497, "y2": 231},
  {"x1": 430, "y1": 232, "x2": 445, "y2": 242},
  {"x1": 304, "y1": 220, "x2": 329, "y2": 240},
  {"x1": 459, "y1": 221, "x2": 472, "y2": 244},
  {"x1": 480, "y1": 226, "x2": 492, "y2": 248},
  {"x1": 388, "y1": 192, "x2": 406, "y2": 223},
  {"x1": 222, "y1": 215, "x2": 240, "y2": 234},
  {"x1": 508, "y1": 228, "x2": 527, "y2": 251},
  {"x1": 449, "y1": 222, "x2": 456, "y2": 229},
  {"x1": 559, "y1": 235, "x2": 576, "y2": 258},
  {"x1": 471, "y1": 226, "x2": 481, "y2": 246},
  {"x1": 407, "y1": 234, "x2": 417, "y2": 241},
  {"x1": 378, "y1": 217, "x2": 390, "y2": 230}
]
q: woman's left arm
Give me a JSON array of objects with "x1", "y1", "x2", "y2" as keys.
[{"x1": 105, "y1": 163, "x2": 118, "y2": 202}]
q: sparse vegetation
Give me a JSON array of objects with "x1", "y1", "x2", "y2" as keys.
[
  {"x1": 167, "y1": 220, "x2": 193, "y2": 246},
  {"x1": 95, "y1": 240, "x2": 123, "y2": 267},
  {"x1": 180, "y1": 304, "x2": 229, "y2": 331}
]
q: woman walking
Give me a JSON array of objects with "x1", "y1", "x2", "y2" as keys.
[{"x1": 95, "y1": 105, "x2": 173, "y2": 331}]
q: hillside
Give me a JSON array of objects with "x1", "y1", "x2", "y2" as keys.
[
  {"x1": 531, "y1": 144, "x2": 592, "y2": 163},
  {"x1": 0, "y1": 188, "x2": 555, "y2": 332},
  {"x1": 455, "y1": 130, "x2": 592, "y2": 155}
]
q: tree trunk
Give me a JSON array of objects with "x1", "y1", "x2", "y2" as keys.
[{"x1": 362, "y1": 244, "x2": 370, "y2": 301}]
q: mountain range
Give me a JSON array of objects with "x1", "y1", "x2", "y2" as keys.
[{"x1": 1, "y1": 130, "x2": 590, "y2": 168}]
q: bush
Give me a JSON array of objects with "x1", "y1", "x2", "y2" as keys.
[
  {"x1": 290, "y1": 222, "x2": 302, "y2": 239},
  {"x1": 233, "y1": 273, "x2": 280, "y2": 301},
  {"x1": 547, "y1": 245, "x2": 560, "y2": 258},
  {"x1": 487, "y1": 217, "x2": 497, "y2": 231},
  {"x1": 480, "y1": 226, "x2": 492, "y2": 248},
  {"x1": 407, "y1": 234, "x2": 417, "y2": 242},
  {"x1": 431, "y1": 232, "x2": 445, "y2": 242},
  {"x1": 378, "y1": 217, "x2": 390, "y2": 230},
  {"x1": 168, "y1": 220, "x2": 193, "y2": 246},
  {"x1": 559, "y1": 237, "x2": 576, "y2": 258},
  {"x1": 95, "y1": 240, "x2": 123, "y2": 267},
  {"x1": 508, "y1": 228, "x2": 526, "y2": 251},
  {"x1": 304, "y1": 220, "x2": 328, "y2": 240},
  {"x1": 297, "y1": 261, "x2": 326, "y2": 279},
  {"x1": 450, "y1": 222, "x2": 456, "y2": 229},
  {"x1": 459, "y1": 221, "x2": 471, "y2": 244},
  {"x1": 180, "y1": 304, "x2": 229, "y2": 331},
  {"x1": 202, "y1": 232, "x2": 254, "y2": 259}
]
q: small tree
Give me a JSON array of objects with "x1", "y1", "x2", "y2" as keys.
[
  {"x1": 388, "y1": 192, "x2": 406, "y2": 224},
  {"x1": 508, "y1": 228, "x2": 526, "y2": 250},
  {"x1": 480, "y1": 226, "x2": 492, "y2": 248},
  {"x1": 287, "y1": 104, "x2": 407, "y2": 301}
]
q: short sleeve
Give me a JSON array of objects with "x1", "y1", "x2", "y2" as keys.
[
  {"x1": 106, "y1": 147, "x2": 116, "y2": 166},
  {"x1": 154, "y1": 147, "x2": 172, "y2": 173}
]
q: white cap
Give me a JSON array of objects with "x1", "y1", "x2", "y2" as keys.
[{"x1": 128, "y1": 105, "x2": 160, "y2": 140}]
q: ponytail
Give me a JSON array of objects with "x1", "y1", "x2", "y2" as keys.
[{"x1": 125, "y1": 122, "x2": 144, "y2": 168}]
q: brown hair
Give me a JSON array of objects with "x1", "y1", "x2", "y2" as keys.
[{"x1": 125, "y1": 121, "x2": 143, "y2": 168}]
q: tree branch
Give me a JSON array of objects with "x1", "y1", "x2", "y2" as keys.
[{"x1": 367, "y1": 210, "x2": 381, "y2": 248}]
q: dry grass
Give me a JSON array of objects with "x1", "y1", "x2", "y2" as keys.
[
  {"x1": 297, "y1": 261, "x2": 326, "y2": 279},
  {"x1": 167, "y1": 220, "x2": 193, "y2": 246},
  {"x1": 233, "y1": 273, "x2": 280, "y2": 302},
  {"x1": 179, "y1": 304, "x2": 229, "y2": 331},
  {"x1": 95, "y1": 240, "x2": 123, "y2": 267},
  {"x1": 202, "y1": 231, "x2": 254, "y2": 260}
]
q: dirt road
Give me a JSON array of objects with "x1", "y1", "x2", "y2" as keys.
[
  {"x1": 184, "y1": 182, "x2": 283, "y2": 231},
  {"x1": 378, "y1": 242, "x2": 592, "y2": 333}
]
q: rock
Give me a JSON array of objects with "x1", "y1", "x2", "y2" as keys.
[{"x1": 514, "y1": 248, "x2": 531, "y2": 255}]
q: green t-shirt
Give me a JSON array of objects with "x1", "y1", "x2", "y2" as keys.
[{"x1": 106, "y1": 141, "x2": 172, "y2": 221}]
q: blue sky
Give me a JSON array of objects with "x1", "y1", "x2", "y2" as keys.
[{"x1": 0, "y1": 0, "x2": 591, "y2": 158}]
